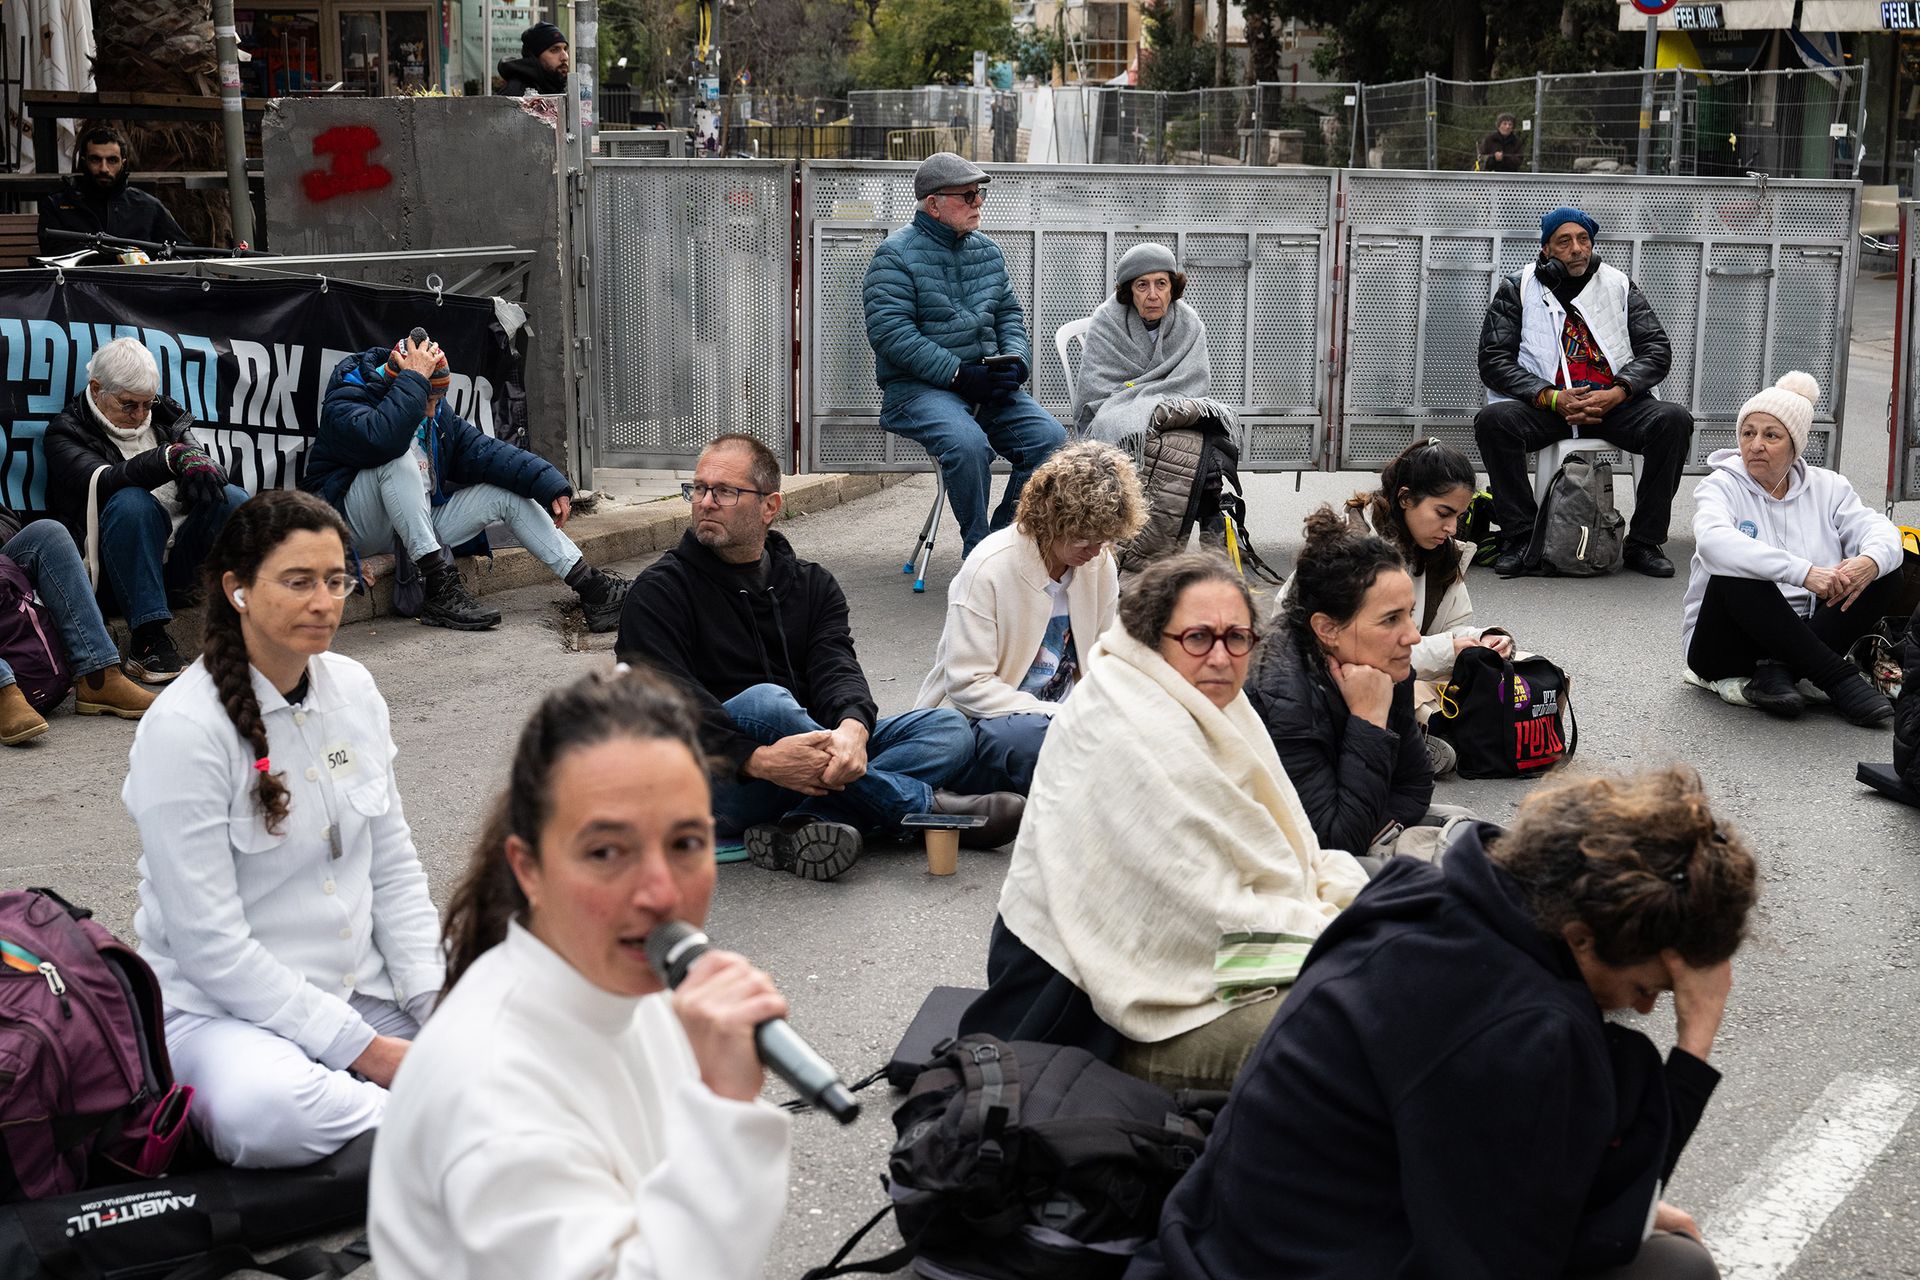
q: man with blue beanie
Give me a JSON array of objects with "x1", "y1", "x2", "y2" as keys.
[{"x1": 1474, "y1": 205, "x2": 1693, "y2": 578}]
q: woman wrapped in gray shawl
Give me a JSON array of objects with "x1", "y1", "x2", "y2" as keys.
[{"x1": 1072, "y1": 243, "x2": 1237, "y2": 448}]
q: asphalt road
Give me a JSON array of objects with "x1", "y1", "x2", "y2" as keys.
[{"x1": 3, "y1": 269, "x2": 1915, "y2": 1279}]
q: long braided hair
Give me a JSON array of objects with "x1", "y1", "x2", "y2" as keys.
[{"x1": 198, "y1": 490, "x2": 352, "y2": 836}]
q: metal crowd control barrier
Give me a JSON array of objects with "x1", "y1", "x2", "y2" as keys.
[
  {"x1": 585, "y1": 158, "x2": 793, "y2": 470},
  {"x1": 1894, "y1": 200, "x2": 1919, "y2": 506},
  {"x1": 1339, "y1": 171, "x2": 1860, "y2": 474},
  {"x1": 799, "y1": 160, "x2": 1339, "y2": 474}
]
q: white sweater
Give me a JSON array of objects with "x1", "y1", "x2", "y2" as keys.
[
  {"x1": 914, "y1": 524, "x2": 1120, "y2": 718},
  {"x1": 369, "y1": 922, "x2": 792, "y2": 1280},
  {"x1": 1681, "y1": 450, "x2": 1903, "y2": 655}
]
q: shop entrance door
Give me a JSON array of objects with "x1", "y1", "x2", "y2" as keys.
[{"x1": 337, "y1": 7, "x2": 435, "y2": 96}]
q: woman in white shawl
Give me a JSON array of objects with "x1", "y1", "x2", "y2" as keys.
[
  {"x1": 1072, "y1": 245, "x2": 1232, "y2": 447},
  {"x1": 959, "y1": 552, "x2": 1368, "y2": 1092}
]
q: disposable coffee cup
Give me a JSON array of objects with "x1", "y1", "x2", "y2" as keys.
[{"x1": 925, "y1": 828, "x2": 960, "y2": 876}]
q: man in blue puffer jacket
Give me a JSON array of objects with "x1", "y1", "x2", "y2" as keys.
[
  {"x1": 303, "y1": 333, "x2": 629, "y2": 632},
  {"x1": 864, "y1": 152, "x2": 1066, "y2": 557}
]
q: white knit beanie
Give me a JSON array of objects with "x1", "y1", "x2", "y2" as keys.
[{"x1": 1737, "y1": 371, "x2": 1819, "y2": 457}]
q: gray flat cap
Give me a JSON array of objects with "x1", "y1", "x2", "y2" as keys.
[
  {"x1": 1115, "y1": 243, "x2": 1179, "y2": 288},
  {"x1": 914, "y1": 152, "x2": 991, "y2": 199}
]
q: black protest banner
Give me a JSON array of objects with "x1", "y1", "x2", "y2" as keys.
[{"x1": 0, "y1": 269, "x2": 517, "y2": 517}]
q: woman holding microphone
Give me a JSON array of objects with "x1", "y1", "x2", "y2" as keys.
[{"x1": 370, "y1": 668, "x2": 793, "y2": 1279}]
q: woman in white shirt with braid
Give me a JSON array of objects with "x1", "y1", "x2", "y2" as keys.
[
  {"x1": 370, "y1": 668, "x2": 793, "y2": 1280},
  {"x1": 124, "y1": 489, "x2": 442, "y2": 1168}
]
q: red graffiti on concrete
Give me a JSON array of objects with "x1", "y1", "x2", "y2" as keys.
[{"x1": 301, "y1": 125, "x2": 394, "y2": 202}]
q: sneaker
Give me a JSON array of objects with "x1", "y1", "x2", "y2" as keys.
[
  {"x1": 74, "y1": 666, "x2": 158, "y2": 719},
  {"x1": 1622, "y1": 542, "x2": 1676, "y2": 578},
  {"x1": 419, "y1": 561, "x2": 501, "y2": 631},
  {"x1": 1682, "y1": 667, "x2": 1753, "y2": 708},
  {"x1": 1743, "y1": 661, "x2": 1805, "y2": 719},
  {"x1": 575, "y1": 567, "x2": 631, "y2": 634},
  {"x1": 743, "y1": 818, "x2": 863, "y2": 882},
  {"x1": 1424, "y1": 733, "x2": 1457, "y2": 779},
  {"x1": 126, "y1": 629, "x2": 185, "y2": 684},
  {"x1": 0, "y1": 684, "x2": 47, "y2": 746}
]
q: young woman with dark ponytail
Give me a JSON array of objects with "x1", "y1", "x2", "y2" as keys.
[
  {"x1": 370, "y1": 668, "x2": 793, "y2": 1280},
  {"x1": 123, "y1": 489, "x2": 442, "y2": 1168}
]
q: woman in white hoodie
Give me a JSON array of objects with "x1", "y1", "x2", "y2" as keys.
[{"x1": 1681, "y1": 371, "x2": 1900, "y2": 726}]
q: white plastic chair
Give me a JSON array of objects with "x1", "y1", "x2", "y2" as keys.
[
  {"x1": 1531, "y1": 436, "x2": 1645, "y2": 505},
  {"x1": 1054, "y1": 314, "x2": 1095, "y2": 413}
]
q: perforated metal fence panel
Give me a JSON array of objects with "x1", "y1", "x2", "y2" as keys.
[
  {"x1": 586, "y1": 159, "x2": 793, "y2": 470},
  {"x1": 1337, "y1": 171, "x2": 1859, "y2": 474},
  {"x1": 799, "y1": 161, "x2": 1338, "y2": 474},
  {"x1": 1896, "y1": 202, "x2": 1920, "y2": 505}
]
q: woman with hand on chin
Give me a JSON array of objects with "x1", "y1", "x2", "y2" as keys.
[
  {"x1": 1682, "y1": 372, "x2": 1902, "y2": 726},
  {"x1": 371, "y1": 669, "x2": 793, "y2": 1280},
  {"x1": 124, "y1": 490, "x2": 442, "y2": 1168}
]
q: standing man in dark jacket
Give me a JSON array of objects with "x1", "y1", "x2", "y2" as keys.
[
  {"x1": 1475, "y1": 206, "x2": 1694, "y2": 579},
  {"x1": 1476, "y1": 112, "x2": 1524, "y2": 172},
  {"x1": 616, "y1": 434, "x2": 1023, "y2": 881},
  {"x1": 43, "y1": 337, "x2": 248, "y2": 682},
  {"x1": 496, "y1": 22, "x2": 569, "y2": 96},
  {"x1": 865, "y1": 152, "x2": 1066, "y2": 558},
  {"x1": 302, "y1": 334, "x2": 629, "y2": 631},
  {"x1": 37, "y1": 126, "x2": 190, "y2": 257}
]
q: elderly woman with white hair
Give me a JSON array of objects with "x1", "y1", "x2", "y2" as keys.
[
  {"x1": 1681, "y1": 371, "x2": 1902, "y2": 727},
  {"x1": 45, "y1": 336, "x2": 249, "y2": 682},
  {"x1": 1071, "y1": 244, "x2": 1228, "y2": 446}
]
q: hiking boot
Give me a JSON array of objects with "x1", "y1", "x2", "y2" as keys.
[
  {"x1": 574, "y1": 567, "x2": 631, "y2": 634},
  {"x1": 1622, "y1": 542, "x2": 1675, "y2": 578},
  {"x1": 932, "y1": 789, "x2": 1027, "y2": 849},
  {"x1": 1742, "y1": 662, "x2": 1805, "y2": 719},
  {"x1": 1424, "y1": 732, "x2": 1457, "y2": 779},
  {"x1": 74, "y1": 666, "x2": 157, "y2": 720},
  {"x1": 0, "y1": 684, "x2": 47, "y2": 745},
  {"x1": 419, "y1": 560, "x2": 501, "y2": 631},
  {"x1": 1819, "y1": 667, "x2": 1895, "y2": 727},
  {"x1": 1683, "y1": 667, "x2": 1753, "y2": 709},
  {"x1": 744, "y1": 818, "x2": 864, "y2": 882},
  {"x1": 126, "y1": 628, "x2": 185, "y2": 684}
]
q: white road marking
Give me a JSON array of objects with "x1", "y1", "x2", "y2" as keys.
[{"x1": 1706, "y1": 1069, "x2": 1920, "y2": 1280}]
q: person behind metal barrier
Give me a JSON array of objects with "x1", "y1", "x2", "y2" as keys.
[
  {"x1": 1680, "y1": 371, "x2": 1900, "y2": 727},
  {"x1": 959, "y1": 552, "x2": 1368, "y2": 1093},
  {"x1": 1246, "y1": 507, "x2": 1432, "y2": 856},
  {"x1": 0, "y1": 499, "x2": 156, "y2": 744},
  {"x1": 301, "y1": 332, "x2": 631, "y2": 633},
  {"x1": 1476, "y1": 111, "x2": 1524, "y2": 173},
  {"x1": 863, "y1": 152, "x2": 1067, "y2": 558},
  {"x1": 370, "y1": 668, "x2": 792, "y2": 1280},
  {"x1": 497, "y1": 21, "x2": 569, "y2": 96},
  {"x1": 913, "y1": 441, "x2": 1147, "y2": 795},
  {"x1": 1897, "y1": 604, "x2": 1920, "y2": 793},
  {"x1": 614, "y1": 434, "x2": 1022, "y2": 882},
  {"x1": 1072, "y1": 244, "x2": 1228, "y2": 448},
  {"x1": 36, "y1": 125, "x2": 190, "y2": 257},
  {"x1": 43, "y1": 337, "x2": 251, "y2": 684},
  {"x1": 124, "y1": 490, "x2": 443, "y2": 1168},
  {"x1": 1474, "y1": 205, "x2": 1693, "y2": 580},
  {"x1": 1127, "y1": 767, "x2": 1755, "y2": 1280}
]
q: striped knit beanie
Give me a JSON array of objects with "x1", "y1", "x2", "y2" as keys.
[{"x1": 387, "y1": 339, "x2": 451, "y2": 397}]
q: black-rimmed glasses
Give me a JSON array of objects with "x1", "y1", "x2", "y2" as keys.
[{"x1": 682, "y1": 481, "x2": 772, "y2": 507}]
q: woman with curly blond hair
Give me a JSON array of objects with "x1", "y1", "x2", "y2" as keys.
[{"x1": 914, "y1": 440, "x2": 1146, "y2": 794}]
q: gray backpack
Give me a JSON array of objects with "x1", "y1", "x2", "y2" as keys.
[{"x1": 1527, "y1": 453, "x2": 1625, "y2": 576}]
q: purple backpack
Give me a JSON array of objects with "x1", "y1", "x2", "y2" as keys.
[
  {"x1": 0, "y1": 557, "x2": 72, "y2": 713},
  {"x1": 0, "y1": 889, "x2": 193, "y2": 1202}
]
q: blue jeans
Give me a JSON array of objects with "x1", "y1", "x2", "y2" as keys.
[
  {"x1": 342, "y1": 457, "x2": 583, "y2": 578},
  {"x1": 96, "y1": 484, "x2": 250, "y2": 628},
  {"x1": 880, "y1": 387, "x2": 1066, "y2": 557},
  {"x1": 711, "y1": 683, "x2": 973, "y2": 836},
  {"x1": 951, "y1": 713, "x2": 1052, "y2": 796},
  {"x1": 0, "y1": 519, "x2": 120, "y2": 684}
]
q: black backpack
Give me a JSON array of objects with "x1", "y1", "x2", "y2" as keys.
[
  {"x1": 1526, "y1": 454, "x2": 1624, "y2": 577},
  {"x1": 803, "y1": 1036, "x2": 1219, "y2": 1280}
]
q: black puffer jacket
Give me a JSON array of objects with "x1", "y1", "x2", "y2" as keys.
[
  {"x1": 1244, "y1": 631, "x2": 1433, "y2": 852},
  {"x1": 496, "y1": 57, "x2": 564, "y2": 96},
  {"x1": 1477, "y1": 263, "x2": 1674, "y2": 404},
  {"x1": 42, "y1": 393, "x2": 201, "y2": 552},
  {"x1": 37, "y1": 178, "x2": 189, "y2": 255},
  {"x1": 1897, "y1": 604, "x2": 1920, "y2": 793}
]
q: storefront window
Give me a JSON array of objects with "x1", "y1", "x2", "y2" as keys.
[
  {"x1": 235, "y1": 9, "x2": 323, "y2": 95},
  {"x1": 335, "y1": 7, "x2": 435, "y2": 96}
]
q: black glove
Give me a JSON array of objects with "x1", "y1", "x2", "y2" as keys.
[
  {"x1": 952, "y1": 363, "x2": 996, "y2": 405},
  {"x1": 987, "y1": 365, "x2": 1024, "y2": 404}
]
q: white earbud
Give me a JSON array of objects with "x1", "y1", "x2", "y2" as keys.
[{"x1": 232, "y1": 588, "x2": 247, "y2": 609}]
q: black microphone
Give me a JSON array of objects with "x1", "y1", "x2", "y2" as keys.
[{"x1": 644, "y1": 921, "x2": 861, "y2": 1126}]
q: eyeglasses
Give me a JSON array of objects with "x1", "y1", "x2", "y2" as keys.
[
  {"x1": 110, "y1": 396, "x2": 155, "y2": 416},
  {"x1": 263, "y1": 573, "x2": 354, "y2": 599},
  {"x1": 1163, "y1": 626, "x2": 1259, "y2": 658},
  {"x1": 682, "y1": 481, "x2": 772, "y2": 507},
  {"x1": 935, "y1": 187, "x2": 984, "y2": 206}
]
